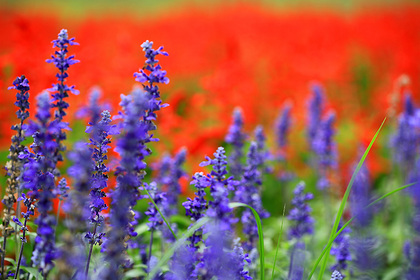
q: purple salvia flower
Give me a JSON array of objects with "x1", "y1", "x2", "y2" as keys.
[
  {"x1": 56, "y1": 178, "x2": 69, "y2": 201},
  {"x1": 86, "y1": 108, "x2": 118, "y2": 249},
  {"x1": 254, "y1": 125, "x2": 273, "y2": 173},
  {"x1": 288, "y1": 241, "x2": 306, "y2": 280},
  {"x1": 166, "y1": 245, "x2": 197, "y2": 280},
  {"x1": 275, "y1": 102, "x2": 292, "y2": 153},
  {"x1": 163, "y1": 148, "x2": 188, "y2": 217},
  {"x1": 21, "y1": 91, "x2": 64, "y2": 276},
  {"x1": 200, "y1": 147, "x2": 238, "y2": 231},
  {"x1": 350, "y1": 159, "x2": 373, "y2": 228},
  {"x1": 133, "y1": 40, "x2": 169, "y2": 141},
  {"x1": 105, "y1": 39, "x2": 169, "y2": 277},
  {"x1": 287, "y1": 182, "x2": 314, "y2": 240},
  {"x1": 307, "y1": 83, "x2": 325, "y2": 149},
  {"x1": 182, "y1": 172, "x2": 209, "y2": 249},
  {"x1": 404, "y1": 239, "x2": 420, "y2": 279},
  {"x1": 235, "y1": 142, "x2": 269, "y2": 250},
  {"x1": 225, "y1": 107, "x2": 248, "y2": 179},
  {"x1": 194, "y1": 222, "x2": 252, "y2": 280},
  {"x1": 144, "y1": 182, "x2": 166, "y2": 231},
  {"x1": 57, "y1": 142, "x2": 94, "y2": 279},
  {"x1": 330, "y1": 223, "x2": 351, "y2": 277},
  {"x1": 153, "y1": 153, "x2": 172, "y2": 186},
  {"x1": 103, "y1": 89, "x2": 150, "y2": 279},
  {"x1": 330, "y1": 270, "x2": 344, "y2": 280},
  {"x1": 2, "y1": 76, "x2": 30, "y2": 273},
  {"x1": 313, "y1": 112, "x2": 337, "y2": 190},
  {"x1": 390, "y1": 94, "x2": 418, "y2": 174},
  {"x1": 46, "y1": 29, "x2": 79, "y2": 168}
]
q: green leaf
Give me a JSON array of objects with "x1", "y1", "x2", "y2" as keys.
[
  {"x1": 313, "y1": 117, "x2": 385, "y2": 280},
  {"x1": 229, "y1": 202, "x2": 265, "y2": 280},
  {"x1": 146, "y1": 217, "x2": 209, "y2": 280},
  {"x1": 123, "y1": 268, "x2": 147, "y2": 278},
  {"x1": 4, "y1": 257, "x2": 16, "y2": 266},
  {"x1": 19, "y1": 266, "x2": 44, "y2": 280}
]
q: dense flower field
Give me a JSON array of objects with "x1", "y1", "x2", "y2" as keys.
[{"x1": 1, "y1": 3, "x2": 420, "y2": 280}]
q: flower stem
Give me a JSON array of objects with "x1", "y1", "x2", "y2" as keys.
[{"x1": 85, "y1": 223, "x2": 98, "y2": 277}]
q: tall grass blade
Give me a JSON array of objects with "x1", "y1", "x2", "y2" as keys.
[
  {"x1": 315, "y1": 118, "x2": 386, "y2": 280},
  {"x1": 308, "y1": 181, "x2": 413, "y2": 279},
  {"x1": 271, "y1": 204, "x2": 286, "y2": 280},
  {"x1": 229, "y1": 202, "x2": 265, "y2": 280}
]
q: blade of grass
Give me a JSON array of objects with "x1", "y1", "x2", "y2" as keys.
[
  {"x1": 316, "y1": 117, "x2": 386, "y2": 280},
  {"x1": 229, "y1": 202, "x2": 265, "y2": 280},
  {"x1": 308, "y1": 181, "x2": 413, "y2": 279},
  {"x1": 146, "y1": 217, "x2": 209, "y2": 280},
  {"x1": 271, "y1": 204, "x2": 286, "y2": 280},
  {"x1": 143, "y1": 188, "x2": 177, "y2": 241}
]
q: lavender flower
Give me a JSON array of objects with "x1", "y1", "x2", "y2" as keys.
[
  {"x1": 288, "y1": 241, "x2": 306, "y2": 280},
  {"x1": 254, "y1": 125, "x2": 272, "y2": 173},
  {"x1": 134, "y1": 40, "x2": 169, "y2": 140},
  {"x1": 86, "y1": 109, "x2": 118, "y2": 245},
  {"x1": 2, "y1": 76, "x2": 30, "y2": 275},
  {"x1": 390, "y1": 94, "x2": 418, "y2": 174},
  {"x1": 350, "y1": 159, "x2": 373, "y2": 228},
  {"x1": 275, "y1": 102, "x2": 292, "y2": 152},
  {"x1": 225, "y1": 107, "x2": 248, "y2": 179},
  {"x1": 330, "y1": 223, "x2": 351, "y2": 276},
  {"x1": 162, "y1": 148, "x2": 188, "y2": 217},
  {"x1": 287, "y1": 182, "x2": 314, "y2": 240},
  {"x1": 182, "y1": 172, "x2": 209, "y2": 249},
  {"x1": 235, "y1": 142, "x2": 269, "y2": 250},
  {"x1": 194, "y1": 222, "x2": 252, "y2": 279},
  {"x1": 46, "y1": 29, "x2": 79, "y2": 168},
  {"x1": 312, "y1": 112, "x2": 337, "y2": 190},
  {"x1": 144, "y1": 182, "x2": 167, "y2": 231},
  {"x1": 21, "y1": 91, "x2": 64, "y2": 276},
  {"x1": 200, "y1": 147, "x2": 239, "y2": 232},
  {"x1": 166, "y1": 245, "x2": 197, "y2": 280},
  {"x1": 104, "y1": 41, "x2": 169, "y2": 278},
  {"x1": 57, "y1": 142, "x2": 93, "y2": 279},
  {"x1": 307, "y1": 83, "x2": 325, "y2": 149},
  {"x1": 404, "y1": 238, "x2": 420, "y2": 279}
]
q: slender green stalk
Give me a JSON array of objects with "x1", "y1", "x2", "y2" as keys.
[
  {"x1": 271, "y1": 204, "x2": 286, "y2": 280},
  {"x1": 84, "y1": 223, "x2": 98, "y2": 277}
]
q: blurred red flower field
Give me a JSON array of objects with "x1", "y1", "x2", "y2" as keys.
[{"x1": 1, "y1": 3, "x2": 420, "y2": 179}]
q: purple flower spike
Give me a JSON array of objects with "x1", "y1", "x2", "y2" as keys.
[
  {"x1": 287, "y1": 182, "x2": 314, "y2": 240},
  {"x1": 182, "y1": 172, "x2": 209, "y2": 249},
  {"x1": 3, "y1": 75, "x2": 30, "y2": 243},
  {"x1": 390, "y1": 93, "x2": 418, "y2": 174},
  {"x1": 254, "y1": 125, "x2": 272, "y2": 173},
  {"x1": 275, "y1": 102, "x2": 292, "y2": 151},
  {"x1": 330, "y1": 223, "x2": 351, "y2": 277},
  {"x1": 307, "y1": 83, "x2": 325, "y2": 149},
  {"x1": 313, "y1": 112, "x2": 338, "y2": 190},
  {"x1": 235, "y1": 142, "x2": 269, "y2": 250},
  {"x1": 46, "y1": 29, "x2": 79, "y2": 173},
  {"x1": 225, "y1": 107, "x2": 248, "y2": 179},
  {"x1": 21, "y1": 91, "x2": 60, "y2": 276}
]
